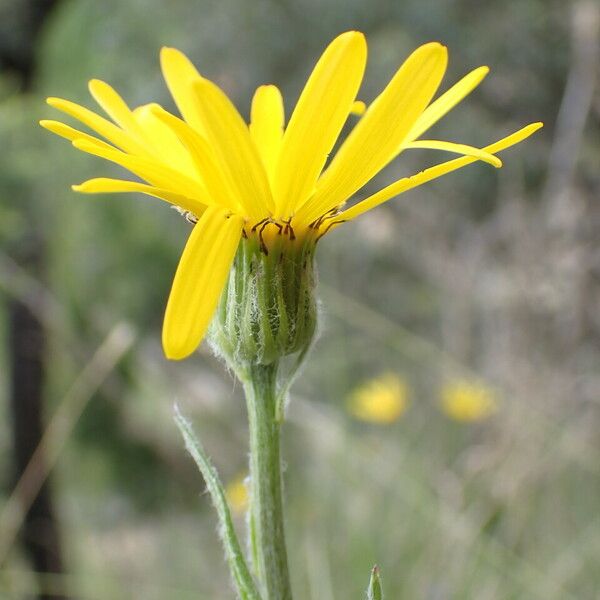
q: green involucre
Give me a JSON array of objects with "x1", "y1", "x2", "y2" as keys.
[{"x1": 209, "y1": 233, "x2": 318, "y2": 370}]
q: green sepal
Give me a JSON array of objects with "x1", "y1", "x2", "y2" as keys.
[
  {"x1": 366, "y1": 565, "x2": 383, "y2": 600},
  {"x1": 174, "y1": 406, "x2": 262, "y2": 600}
]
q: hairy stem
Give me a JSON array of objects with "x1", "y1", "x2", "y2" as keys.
[{"x1": 243, "y1": 362, "x2": 292, "y2": 600}]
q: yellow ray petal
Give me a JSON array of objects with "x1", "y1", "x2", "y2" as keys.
[
  {"x1": 39, "y1": 119, "x2": 115, "y2": 150},
  {"x1": 405, "y1": 140, "x2": 502, "y2": 167},
  {"x1": 160, "y1": 47, "x2": 207, "y2": 135},
  {"x1": 72, "y1": 138, "x2": 207, "y2": 201},
  {"x1": 406, "y1": 66, "x2": 489, "y2": 142},
  {"x1": 272, "y1": 31, "x2": 367, "y2": 219},
  {"x1": 249, "y1": 85, "x2": 284, "y2": 183},
  {"x1": 133, "y1": 104, "x2": 198, "y2": 176},
  {"x1": 162, "y1": 207, "x2": 243, "y2": 359},
  {"x1": 46, "y1": 97, "x2": 147, "y2": 155},
  {"x1": 72, "y1": 177, "x2": 204, "y2": 214},
  {"x1": 338, "y1": 122, "x2": 543, "y2": 222},
  {"x1": 151, "y1": 105, "x2": 242, "y2": 212},
  {"x1": 88, "y1": 79, "x2": 149, "y2": 144},
  {"x1": 298, "y1": 42, "x2": 448, "y2": 225},
  {"x1": 193, "y1": 78, "x2": 274, "y2": 219}
]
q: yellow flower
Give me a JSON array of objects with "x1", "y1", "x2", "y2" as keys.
[
  {"x1": 347, "y1": 373, "x2": 409, "y2": 424},
  {"x1": 440, "y1": 379, "x2": 497, "y2": 422},
  {"x1": 41, "y1": 32, "x2": 542, "y2": 360},
  {"x1": 225, "y1": 473, "x2": 249, "y2": 516}
]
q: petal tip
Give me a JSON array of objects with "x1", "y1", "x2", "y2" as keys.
[
  {"x1": 148, "y1": 103, "x2": 165, "y2": 116},
  {"x1": 423, "y1": 41, "x2": 446, "y2": 51},
  {"x1": 88, "y1": 78, "x2": 104, "y2": 92},
  {"x1": 350, "y1": 100, "x2": 367, "y2": 115},
  {"x1": 333, "y1": 30, "x2": 367, "y2": 53},
  {"x1": 162, "y1": 335, "x2": 195, "y2": 361},
  {"x1": 165, "y1": 352, "x2": 191, "y2": 361},
  {"x1": 339, "y1": 30, "x2": 365, "y2": 39},
  {"x1": 524, "y1": 121, "x2": 544, "y2": 137},
  {"x1": 163, "y1": 349, "x2": 185, "y2": 361},
  {"x1": 349, "y1": 30, "x2": 367, "y2": 50},
  {"x1": 160, "y1": 46, "x2": 190, "y2": 66},
  {"x1": 415, "y1": 41, "x2": 448, "y2": 64}
]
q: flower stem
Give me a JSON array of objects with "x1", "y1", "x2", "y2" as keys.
[{"x1": 242, "y1": 362, "x2": 293, "y2": 600}]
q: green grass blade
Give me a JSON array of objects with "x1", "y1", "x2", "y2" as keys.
[{"x1": 366, "y1": 565, "x2": 383, "y2": 600}]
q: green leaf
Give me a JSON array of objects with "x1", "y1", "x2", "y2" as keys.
[
  {"x1": 174, "y1": 406, "x2": 262, "y2": 600},
  {"x1": 367, "y1": 565, "x2": 383, "y2": 600}
]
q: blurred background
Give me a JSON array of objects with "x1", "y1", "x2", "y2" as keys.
[{"x1": 1, "y1": 0, "x2": 599, "y2": 598}]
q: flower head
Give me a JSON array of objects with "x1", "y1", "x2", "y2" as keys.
[
  {"x1": 440, "y1": 379, "x2": 497, "y2": 422},
  {"x1": 347, "y1": 373, "x2": 409, "y2": 424},
  {"x1": 41, "y1": 32, "x2": 542, "y2": 360}
]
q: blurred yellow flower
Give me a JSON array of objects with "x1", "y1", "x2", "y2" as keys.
[
  {"x1": 440, "y1": 379, "x2": 497, "y2": 422},
  {"x1": 347, "y1": 373, "x2": 409, "y2": 424},
  {"x1": 226, "y1": 473, "x2": 249, "y2": 515}
]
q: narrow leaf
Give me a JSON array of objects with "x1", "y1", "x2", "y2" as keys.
[{"x1": 174, "y1": 406, "x2": 262, "y2": 600}]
